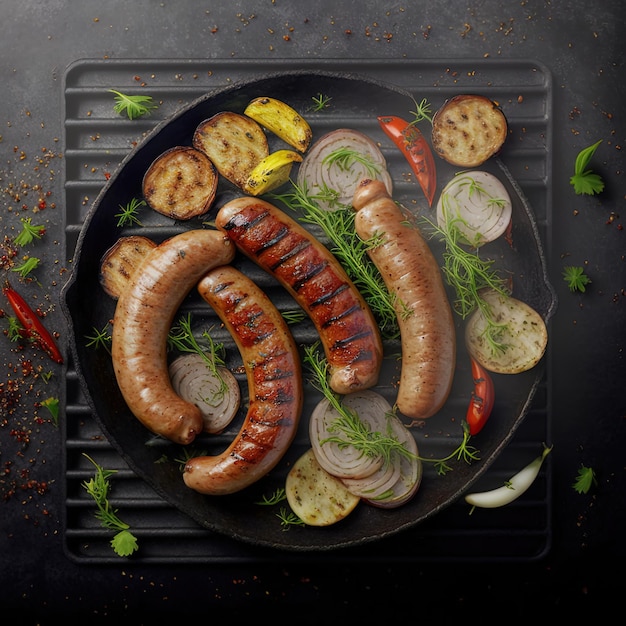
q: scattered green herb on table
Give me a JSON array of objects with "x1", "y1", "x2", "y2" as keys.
[
  {"x1": 82, "y1": 454, "x2": 139, "y2": 557},
  {"x1": 570, "y1": 140, "x2": 605, "y2": 196},
  {"x1": 41, "y1": 396, "x2": 59, "y2": 426},
  {"x1": 110, "y1": 89, "x2": 158, "y2": 120},
  {"x1": 14, "y1": 217, "x2": 46, "y2": 246},
  {"x1": 563, "y1": 265, "x2": 591, "y2": 293},
  {"x1": 11, "y1": 256, "x2": 40, "y2": 279},
  {"x1": 115, "y1": 197, "x2": 145, "y2": 227},
  {"x1": 573, "y1": 465, "x2": 597, "y2": 494}
]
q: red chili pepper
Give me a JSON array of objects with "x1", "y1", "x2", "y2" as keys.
[
  {"x1": 466, "y1": 357, "x2": 494, "y2": 435},
  {"x1": 377, "y1": 115, "x2": 437, "y2": 207},
  {"x1": 3, "y1": 281, "x2": 63, "y2": 364}
]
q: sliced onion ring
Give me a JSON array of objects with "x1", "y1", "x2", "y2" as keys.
[
  {"x1": 297, "y1": 129, "x2": 393, "y2": 211},
  {"x1": 169, "y1": 353, "x2": 240, "y2": 434},
  {"x1": 437, "y1": 171, "x2": 512, "y2": 247}
]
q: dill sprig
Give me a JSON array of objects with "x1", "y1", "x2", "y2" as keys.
[
  {"x1": 303, "y1": 343, "x2": 414, "y2": 465},
  {"x1": 81, "y1": 454, "x2": 139, "y2": 557},
  {"x1": 85, "y1": 323, "x2": 112, "y2": 354},
  {"x1": 428, "y1": 214, "x2": 509, "y2": 353},
  {"x1": 167, "y1": 313, "x2": 229, "y2": 400},
  {"x1": 273, "y1": 181, "x2": 399, "y2": 338},
  {"x1": 322, "y1": 147, "x2": 382, "y2": 177},
  {"x1": 115, "y1": 197, "x2": 145, "y2": 227}
]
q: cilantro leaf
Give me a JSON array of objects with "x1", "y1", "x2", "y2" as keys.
[
  {"x1": 572, "y1": 464, "x2": 597, "y2": 494},
  {"x1": 570, "y1": 140, "x2": 605, "y2": 195}
]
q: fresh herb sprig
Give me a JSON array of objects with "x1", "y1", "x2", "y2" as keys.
[
  {"x1": 85, "y1": 323, "x2": 112, "y2": 354},
  {"x1": 11, "y1": 256, "x2": 40, "y2": 279},
  {"x1": 110, "y1": 89, "x2": 158, "y2": 120},
  {"x1": 322, "y1": 148, "x2": 381, "y2": 178},
  {"x1": 429, "y1": 214, "x2": 509, "y2": 353},
  {"x1": 563, "y1": 265, "x2": 591, "y2": 293},
  {"x1": 115, "y1": 198, "x2": 145, "y2": 227},
  {"x1": 82, "y1": 454, "x2": 139, "y2": 557},
  {"x1": 310, "y1": 93, "x2": 332, "y2": 111},
  {"x1": 167, "y1": 313, "x2": 228, "y2": 399},
  {"x1": 14, "y1": 217, "x2": 46, "y2": 246},
  {"x1": 570, "y1": 140, "x2": 605, "y2": 195},
  {"x1": 273, "y1": 181, "x2": 398, "y2": 338},
  {"x1": 409, "y1": 97, "x2": 433, "y2": 125},
  {"x1": 303, "y1": 343, "x2": 479, "y2": 474},
  {"x1": 572, "y1": 464, "x2": 597, "y2": 494}
]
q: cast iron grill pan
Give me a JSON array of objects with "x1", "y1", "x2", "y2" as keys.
[{"x1": 61, "y1": 59, "x2": 554, "y2": 561}]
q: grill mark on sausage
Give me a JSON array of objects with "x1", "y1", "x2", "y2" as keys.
[
  {"x1": 184, "y1": 265, "x2": 302, "y2": 495},
  {"x1": 215, "y1": 197, "x2": 383, "y2": 395}
]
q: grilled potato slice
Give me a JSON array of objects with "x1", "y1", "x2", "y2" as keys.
[
  {"x1": 243, "y1": 149, "x2": 303, "y2": 196},
  {"x1": 244, "y1": 97, "x2": 312, "y2": 153},
  {"x1": 99, "y1": 235, "x2": 156, "y2": 299},
  {"x1": 431, "y1": 94, "x2": 508, "y2": 167},
  {"x1": 142, "y1": 146, "x2": 218, "y2": 220},
  {"x1": 286, "y1": 448, "x2": 360, "y2": 527},
  {"x1": 193, "y1": 111, "x2": 269, "y2": 189}
]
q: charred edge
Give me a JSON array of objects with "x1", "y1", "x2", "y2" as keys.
[
  {"x1": 257, "y1": 225, "x2": 290, "y2": 253},
  {"x1": 255, "y1": 387, "x2": 297, "y2": 405},
  {"x1": 309, "y1": 282, "x2": 349, "y2": 307},
  {"x1": 321, "y1": 303, "x2": 361, "y2": 328},
  {"x1": 211, "y1": 280, "x2": 234, "y2": 294},
  {"x1": 222, "y1": 208, "x2": 270, "y2": 232},
  {"x1": 330, "y1": 330, "x2": 376, "y2": 353},
  {"x1": 291, "y1": 260, "x2": 328, "y2": 292},
  {"x1": 269, "y1": 239, "x2": 312, "y2": 271}
]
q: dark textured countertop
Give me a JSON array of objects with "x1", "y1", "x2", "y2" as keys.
[{"x1": 1, "y1": 2, "x2": 625, "y2": 621}]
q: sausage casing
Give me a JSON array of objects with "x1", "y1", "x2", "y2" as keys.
[
  {"x1": 183, "y1": 265, "x2": 303, "y2": 495},
  {"x1": 111, "y1": 229, "x2": 235, "y2": 445},
  {"x1": 352, "y1": 179, "x2": 456, "y2": 419},
  {"x1": 215, "y1": 196, "x2": 383, "y2": 395}
]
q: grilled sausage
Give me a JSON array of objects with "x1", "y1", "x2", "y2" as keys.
[
  {"x1": 183, "y1": 265, "x2": 303, "y2": 495},
  {"x1": 352, "y1": 179, "x2": 456, "y2": 419},
  {"x1": 215, "y1": 196, "x2": 383, "y2": 395},
  {"x1": 111, "y1": 229, "x2": 235, "y2": 445}
]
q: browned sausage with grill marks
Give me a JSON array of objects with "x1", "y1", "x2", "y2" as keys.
[
  {"x1": 111, "y1": 229, "x2": 235, "y2": 445},
  {"x1": 215, "y1": 196, "x2": 383, "y2": 395},
  {"x1": 183, "y1": 265, "x2": 303, "y2": 495},
  {"x1": 352, "y1": 179, "x2": 456, "y2": 419}
]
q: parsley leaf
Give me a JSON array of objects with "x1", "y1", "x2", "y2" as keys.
[
  {"x1": 82, "y1": 454, "x2": 139, "y2": 557},
  {"x1": 562, "y1": 265, "x2": 591, "y2": 292},
  {"x1": 570, "y1": 140, "x2": 605, "y2": 195},
  {"x1": 572, "y1": 465, "x2": 597, "y2": 494},
  {"x1": 14, "y1": 217, "x2": 46, "y2": 246}
]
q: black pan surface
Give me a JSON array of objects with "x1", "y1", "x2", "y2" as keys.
[{"x1": 61, "y1": 71, "x2": 556, "y2": 550}]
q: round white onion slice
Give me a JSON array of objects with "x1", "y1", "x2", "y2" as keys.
[
  {"x1": 436, "y1": 171, "x2": 512, "y2": 247},
  {"x1": 363, "y1": 415, "x2": 422, "y2": 509},
  {"x1": 296, "y1": 129, "x2": 393, "y2": 211},
  {"x1": 309, "y1": 391, "x2": 395, "y2": 479},
  {"x1": 169, "y1": 353, "x2": 240, "y2": 434}
]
